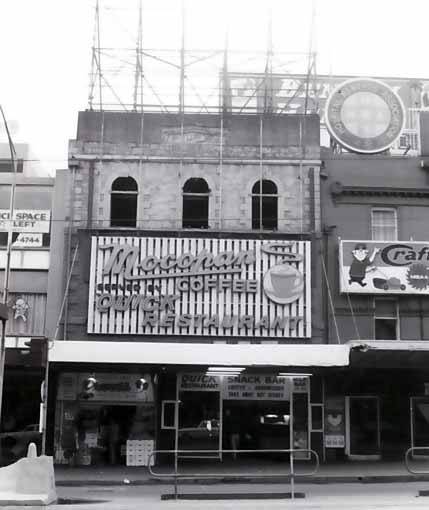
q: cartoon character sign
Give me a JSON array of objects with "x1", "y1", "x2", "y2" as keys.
[
  {"x1": 12, "y1": 297, "x2": 29, "y2": 322},
  {"x1": 349, "y1": 243, "x2": 380, "y2": 287}
]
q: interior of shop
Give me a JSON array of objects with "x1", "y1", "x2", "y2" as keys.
[
  {"x1": 58, "y1": 403, "x2": 155, "y2": 466},
  {"x1": 222, "y1": 401, "x2": 291, "y2": 459},
  {"x1": 0, "y1": 370, "x2": 43, "y2": 465},
  {"x1": 177, "y1": 389, "x2": 304, "y2": 460}
]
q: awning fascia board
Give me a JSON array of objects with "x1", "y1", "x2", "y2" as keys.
[
  {"x1": 48, "y1": 341, "x2": 350, "y2": 368},
  {"x1": 348, "y1": 340, "x2": 429, "y2": 351}
]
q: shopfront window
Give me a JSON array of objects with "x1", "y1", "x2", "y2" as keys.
[
  {"x1": 223, "y1": 400, "x2": 291, "y2": 459},
  {"x1": 177, "y1": 373, "x2": 309, "y2": 461},
  {"x1": 178, "y1": 391, "x2": 220, "y2": 456},
  {"x1": 55, "y1": 372, "x2": 155, "y2": 466}
]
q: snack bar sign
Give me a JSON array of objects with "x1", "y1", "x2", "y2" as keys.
[
  {"x1": 177, "y1": 373, "x2": 310, "y2": 401},
  {"x1": 340, "y1": 240, "x2": 429, "y2": 294},
  {"x1": 88, "y1": 236, "x2": 311, "y2": 337}
]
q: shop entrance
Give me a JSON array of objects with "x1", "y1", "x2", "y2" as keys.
[
  {"x1": 59, "y1": 403, "x2": 155, "y2": 466},
  {"x1": 345, "y1": 396, "x2": 381, "y2": 459},
  {"x1": 55, "y1": 371, "x2": 156, "y2": 466},
  {"x1": 175, "y1": 373, "x2": 310, "y2": 462},
  {"x1": 411, "y1": 396, "x2": 429, "y2": 454},
  {"x1": 177, "y1": 391, "x2": 220, "y2": 457},
  {"x1": 75, "y1": 404, "x2": 136, "y2": 465},
  {"x1": 222, "y1": 400, "x2": 290, "y2": 459}
]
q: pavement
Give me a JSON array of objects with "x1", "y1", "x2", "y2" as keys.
[
  {"x1": 22, "y1": 481, "x2": 429, "y2": 509},
  {"x1": 4, "y1": 462, "x2": 429, "y2": 508},
  {"x1": 0, "y1": 459, "x2": 416, "y2": 509},
  {"x1": 54, "y1": 457, "x2": 429, "y2": 486}
]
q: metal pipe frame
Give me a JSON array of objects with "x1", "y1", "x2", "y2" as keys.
[
  {"x1": 149, "y1": 448, "x2": 319, "y2": 501},
  {"x1": 405, "y1": 447, "x2": 429, "y2": 474}
]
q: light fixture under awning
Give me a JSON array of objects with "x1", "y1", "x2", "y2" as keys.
[{"x1": 49, "y1": 341, "x2": 350, "y2": 368}]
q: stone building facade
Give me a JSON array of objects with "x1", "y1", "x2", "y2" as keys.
[{"x1": 44, "y1": 110, "x2": 349, "y2": 467}]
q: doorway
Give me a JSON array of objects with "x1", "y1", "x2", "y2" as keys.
[
  {"x1": 177, "y1": 391, "x2": 220, "y2": 458},
  {"x1": 222, "y1": 400, "x2": 291, "y2": 458},
  {"x1": 345, "y1": 396, "x2": 381, "y2": 459},
  {"x1": 410, "y1": 396, "x2": 429, "y2": 455}
]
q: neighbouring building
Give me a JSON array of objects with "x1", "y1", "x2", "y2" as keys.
[
  {"x1": 319, "y1": 86, "x2": 429, "y2": 460},
  {"x1": 0, "y1": 143, "x2": 53, "y2": 464},
  {"x1": 44, "y1": 110, "x2": 352, "y2": 468}
]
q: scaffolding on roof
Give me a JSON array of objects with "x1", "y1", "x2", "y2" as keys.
[{"x1": 87, "y1": 0, "x2": 320, "y2": 115}]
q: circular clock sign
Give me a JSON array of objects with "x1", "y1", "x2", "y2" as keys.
[{"x1": 325, "y1": 78, "x2": 405, "y2": 154}]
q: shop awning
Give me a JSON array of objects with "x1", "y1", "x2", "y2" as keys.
[
  {"x1": 48, "y1": 341, "x2": 350, "y2": 368},
  {"x1": 349, "y1": 340, "x2": 429, "y2": 368}
]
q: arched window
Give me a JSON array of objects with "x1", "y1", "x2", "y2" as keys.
[
  {"x1": 252, "y1": 180, "x2": 278, "y2": 230},
  {"x1": 182, "y1": 178, "x2": 210, "y2": 228},
  {"x1": 110, "y1": 177, "x2": 138, "y2": 227}
]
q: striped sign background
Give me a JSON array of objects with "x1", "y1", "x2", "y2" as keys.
[{"x1": 87, "y1": 236, "x2": 311, "y2": 338}]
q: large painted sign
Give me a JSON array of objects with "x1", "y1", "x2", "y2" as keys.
[
  {"x1": 325, "y1": 79, "x2": 405, "y2": 154},
  {"x1": 228, "y1": 73, "x2": 428, "y2": 117},
  {"x1": 88, "y1": 236, "x2": 311, "y2": 337},
  {"x1": 340, "y1": 240, "x2": 429, "y2": 294}
]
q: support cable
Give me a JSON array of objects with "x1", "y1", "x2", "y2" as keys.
[
  {"x1": 337, "y1": 240, "x2": 361, "y2": 340},
  {"x1": 53, "y1": 243, "x2": 80, "y2": 342},
  {"x1": 0, "y1": 106, "x2": 18, "y2": 429},
  {"x1": 345, "y1": 292, "x2": 361, "y2": 341}
]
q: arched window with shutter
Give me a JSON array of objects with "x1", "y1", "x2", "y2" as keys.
[
  {"x1": 110, "y1": 177, "x2": 138, "y2": 227},
  {"x1": 182, "y1": 178, "x2": 210, "y2": 228},
  {"x1": 251, "y1": 179, "x2": 278, "y2": 230}
]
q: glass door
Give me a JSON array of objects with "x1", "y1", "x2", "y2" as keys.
[
  {"x1": 411, "y1": 397, "x2": 429, "y2": 455},
  {"x1": 346, "y1": 396, "x2": 381, "y2": 459},
  {"x1": 177, "y1": 391, "x2": 221, "y2": 458},
  {"x1": 292, "y1": 392, "x2": 310, "y2": 459}
]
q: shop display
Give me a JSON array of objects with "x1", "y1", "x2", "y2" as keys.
[
  {"x1": 126, "y1": 440, "x2": 155, "y2": 466},
  {"x1": 55, "y1": 372, "x2": 156, "y2": 466}
]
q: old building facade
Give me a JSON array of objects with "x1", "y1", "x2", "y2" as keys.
[
  {"x1": 0, "y1": 147, "x2": 53, "y2": 464},
  {"x1": 43, "y1": 110, "x2": 353, "y2": 467},
  {"x1": 319, "y1": 110, "x2": 429, "y2": 460}
]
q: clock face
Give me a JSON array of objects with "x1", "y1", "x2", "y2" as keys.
[{"x1": 325, "y1": 78, "x2": 405, "y2": 154}]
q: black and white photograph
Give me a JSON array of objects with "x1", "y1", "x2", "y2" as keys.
[{"x1": 1, "y1": 1, "x2": 429, "y2": 508}]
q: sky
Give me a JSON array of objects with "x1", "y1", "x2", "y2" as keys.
[{"x1": 1, "y1": 0, "x2": 429, "y2": 176}]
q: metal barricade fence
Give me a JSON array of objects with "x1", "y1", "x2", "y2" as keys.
[
  {"x1": 148, "y1": 448, "x2": 320, "y2": 500},
  {"x1": 405, "y1": 446, "x2": 429, "y2": 475}
]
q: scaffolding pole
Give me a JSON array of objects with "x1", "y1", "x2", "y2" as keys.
[{"x1": 0, "y1": 106, "x2": 18, "y2": 430}]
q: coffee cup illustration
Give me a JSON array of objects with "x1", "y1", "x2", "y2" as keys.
[{"x1": 263, "y1": 263, "x2": 304, "y2": 304}]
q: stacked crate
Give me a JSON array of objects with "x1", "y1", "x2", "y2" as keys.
[{"x1": 126, "y1": 440, "x2": 155, "y2": 466}]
